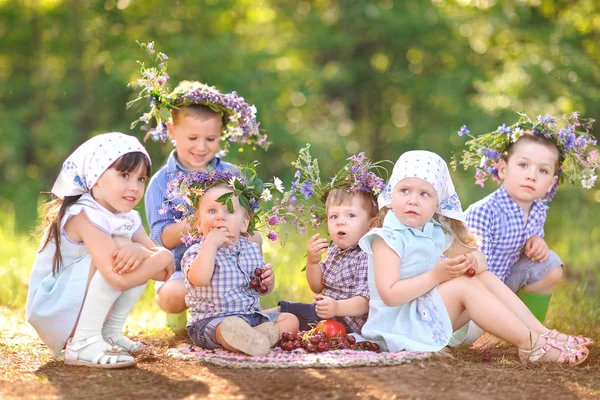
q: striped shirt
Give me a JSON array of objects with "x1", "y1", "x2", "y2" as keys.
[
  {"x1": 181, "y1": 237, "x2": 265, "y2": 323},
  {"x1": 321, "y1": 243, "x2": 370, "y2": 333},
  {"x1": 465, "y1": 185, "x2": 547, "y2": 283},
  {"x1": 144, "y1": 150, "x2": 234, "y2": 271}
]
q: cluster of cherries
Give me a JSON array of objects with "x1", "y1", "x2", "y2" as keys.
[
  {"x1": 278, "y1": 329, "x2": 380, "y2": 353},
  {"x1": 249, "y1": 267, "x2": 269, "y2": 294}
]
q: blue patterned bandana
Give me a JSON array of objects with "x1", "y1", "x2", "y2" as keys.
[{"x1": 378, "y1": 150, "x2": 465, "y2": 222}]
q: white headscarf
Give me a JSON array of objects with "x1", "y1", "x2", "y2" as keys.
[
  {"x1": 377, "y1": 150, "x2": 465, "y2": 222},
  {"x1": 51, "y1": 132, "x2": 150, "y2": 199}
]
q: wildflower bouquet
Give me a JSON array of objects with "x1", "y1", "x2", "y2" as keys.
[
  {"x1": 455, "y1": 112, "x2": 598, "y2": 200},
  {"x1": 163, "y1": 163, "x2": 277, "y2": 245},
  {"x1": 265, "y1": 144, "x2": 387, "y2": 243},
  {"x1": 127, "y1": 41, "x2": 269, "y2": 154}
]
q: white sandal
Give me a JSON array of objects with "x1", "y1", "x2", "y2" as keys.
[
  {"x1": 65, "y1": 335, "x2": 136, "y2": 369},
  {"x1": 106, "y1": 336, "x2": 145, "y2": 354}
]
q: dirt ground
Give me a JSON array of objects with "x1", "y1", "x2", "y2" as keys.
[{"x1": 2, "y1": 310, "x2": 599, "y2": 400}]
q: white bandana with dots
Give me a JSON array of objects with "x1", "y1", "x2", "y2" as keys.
[
  {"x1": 377, "y1": 150, "x2": 465, "y2": 222},
  {"x1": 51, "y1": 132, "x2": 150, "y2": 199}
]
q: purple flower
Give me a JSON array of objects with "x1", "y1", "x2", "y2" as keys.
[
  {"x1": 458, "y1": 125, "x2": 470, "y2": 137},
  {"x1": 497, "y1": 124, "x2": 512, "y2": 134},
  {"x1": 268, "y1": 215, "x2": 279, "y2": 226},
  {"x1": 300, "y1": 181, "x2": 314, "y2": 199},
  {"x1": 267, "y1": 231, "x2": 278, "y2": 241}
]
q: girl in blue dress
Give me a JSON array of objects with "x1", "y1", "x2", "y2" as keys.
[
  {"x1": 27, "y1": 133, "x2": 175, "y2": 369},
  {"x1": 358, "y1": 150, "x2": 590, "y2": 365}
]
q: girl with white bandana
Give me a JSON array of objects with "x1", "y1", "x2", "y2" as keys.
[
  {"x1": 358, "y1": 151, "x2": 590, "y2": 365},
  {"x1": 26, "y1": 132, "x2": 175, "y2": 369}
]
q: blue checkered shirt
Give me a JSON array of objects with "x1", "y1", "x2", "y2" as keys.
[
  {"x1": 181, "y1": 237, "x2": 266, "y2": 323},
  {"x1": 321, "y1": 243, "x2": 370, "y2": 333},
  {"x1": 145, "y1": 150, "x2": 234, "y2": 272},
  {"x1": 465, "y1": 185, "x2": 548, "y2": 283}
]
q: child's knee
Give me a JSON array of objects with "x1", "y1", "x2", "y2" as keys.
[
  {"x1": 541, "y1": 266, "x2": 563, "y2": 286},
  {"x1": 156, "y1": 282, "x2": 187, "y2": 313},
  {"x1": 276, "y1": 312, "x2": 300, "y2": 332}
]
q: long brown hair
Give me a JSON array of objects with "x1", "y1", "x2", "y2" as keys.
[{"x1": 38, "y1": 152, "x2": 151, "y2": 276}]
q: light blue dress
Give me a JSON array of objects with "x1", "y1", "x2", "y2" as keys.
[
  {"x1": 358, "y1": 212, "x2": 454, "y2": 352},
  {"x1": 26, "y1": 194, "x2": 142, "y2": 356}
]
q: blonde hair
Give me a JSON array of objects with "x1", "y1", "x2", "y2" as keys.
[
  {"x1": 325, "y1": 187, "x2": 378, "y2": 220},
  {"x1": 436, "y1": 215, "x2": 478, "y2": 248}
]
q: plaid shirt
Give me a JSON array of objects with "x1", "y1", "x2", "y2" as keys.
[
  {"x1": 465, "y1": 185, "x2": 548, "y2": 283},
  {"x1": 321, "y1": 243, "x2": 370, "y2": 333},
  {"x1": 181, "y1": 237, "x2": 265, "y2": 323}
]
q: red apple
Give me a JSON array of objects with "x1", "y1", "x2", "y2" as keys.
[{"x1": 315, "y1": 320, "x2": 346, "y2": 338}]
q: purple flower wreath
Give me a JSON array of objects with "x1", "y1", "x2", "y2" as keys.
[
  {"x1": 127, "y1": 41, "x2": 269, "y2": 154},
  {"x1": 455, "y1": 112, "x2": 598, "y2": 201},
  {"x1": 163, "y1": 163, "x2": 276, "y2": 245},
  {"x1": 264, "y1": 144, "x2": 388, "y2": 244}
]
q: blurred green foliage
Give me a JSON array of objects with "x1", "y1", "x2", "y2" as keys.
[{"x1": 0, "y1": 1, "x2": 599, "y2": 300}]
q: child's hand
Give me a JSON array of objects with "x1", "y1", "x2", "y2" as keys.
[
  {"x1": 470, "y1": 332, "x2": 502, "y2": 351},
  {"x1": 204, "y1": 227, "x2": 236, "y2": 249},
  {"x1": 525, "y1": 236, "x2": 549, "y2": 262},
  {"x1": 314, "y1": 295, "x2": 338, "y2": 319},
  {"x1": 260, "y1": 263, "x2": 274, "y2": 290},
  {"x1": 307, "y1": 233, "x2": 328, "y2": 265},
  {"x1": 434, "y1": 255, "x2": 472, "y2": 282},
  {"x1": 113, "y1": 243, "x2": 151, "y2": 274}
]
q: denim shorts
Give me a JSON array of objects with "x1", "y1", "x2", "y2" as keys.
[
  {"x1": 504, "y1": 250, "x2": 563, "y2": 292},
  {"x1": 187, "y1": 312, "x2": 280, "y2": 350},
  {"x1": 278, "y1": 300, "x2": 349, "y2": 332}
]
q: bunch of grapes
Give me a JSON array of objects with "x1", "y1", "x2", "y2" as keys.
[
  {"x1": 249, "y1": 267, "x2": 268, "y2": 294},
  {"x1": 278, "y1": 331, "x2": 380, "y2": 353}
]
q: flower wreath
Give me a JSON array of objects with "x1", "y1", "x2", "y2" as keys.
[
  {"x1": 265, "y1": 144, "x2": 388, "y2": 243},
  {"x1": 164, "y1": 163, "x2": 277, "y2": 245},
  {"x1": 455, "y1": 112, "x2": 598, "y2": 201},
  {"x1": 127, "y1": 41, "x2": 269, "y2": 154}
]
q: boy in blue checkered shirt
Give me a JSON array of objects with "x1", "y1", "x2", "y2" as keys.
[
  {"x1": 169, "y1": 168, "x2": 299, "y2": 357},
  {"x1": 455, "y1": 114, "x2": 598, "y2": 349}
]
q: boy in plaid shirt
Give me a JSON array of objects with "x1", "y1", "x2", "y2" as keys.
[
  {"x1": 265, "y1": 148, "x2": 386, "y2": 333},
  {"x1": 170, "y1": 168, "x2": 298, "y2": 357},
  {"x1": 454, "y1": 114, "x2": 597, "y2": 349}
]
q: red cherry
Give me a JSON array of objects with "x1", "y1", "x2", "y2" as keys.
[
  {"x1": 347, "y1": 335, "x2": 356, "y2": 345},
  {"x1": 482, "y1": 349, "x2": 491, "y2": 362},
  {"x1": 258, "y1": 284, "x2": 269, "y2": 294},
  {"x1": 281, "y1": 332, "x2": 292, "y2": 342},
  {"x1": 371, "y1": 343, "x2": 380, "y2": 352},
  {"x1": 306, "y1": 343, "x2": 317, "y2": 353},
  {"x1": 250, "y1": 279, "x2": 260, "y2": 289},
  {"x1": 254, "y1": 267, "x2": 263, "y2": 277},
  {"x1": 316, "y1": 342, "x2": 328, "y2": 352},
  {"x1": 465, "y1": 268, "x2": 476, "y2": 278},
  {"x1": 315, "y1": 296, "x2": 324, "y2": 301}
]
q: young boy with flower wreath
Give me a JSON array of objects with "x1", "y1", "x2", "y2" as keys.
[
  {"x1": 166, "y1": 166, "x2": 298, "y2": 356},
  {"x1": 128, "y1": 42, "x2": 269, "y2": 325},
  {"x1": 264, "y1": 145, "x2": 387, "y2": 334},
  {"x1": 454, "y1": 112, "x2": 598, "y2": 349}
]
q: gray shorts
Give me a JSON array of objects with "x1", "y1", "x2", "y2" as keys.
[
  {"x1": 504, "y1": 250, "x2": 563, "y2": 292},
  {"x1": 187, "y1": 312, "x2": 280, "y2": 350}
]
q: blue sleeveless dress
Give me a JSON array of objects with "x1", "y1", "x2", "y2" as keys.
[{"x1": 358, "y1": 212, "x2": 454, "y2": 352}]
